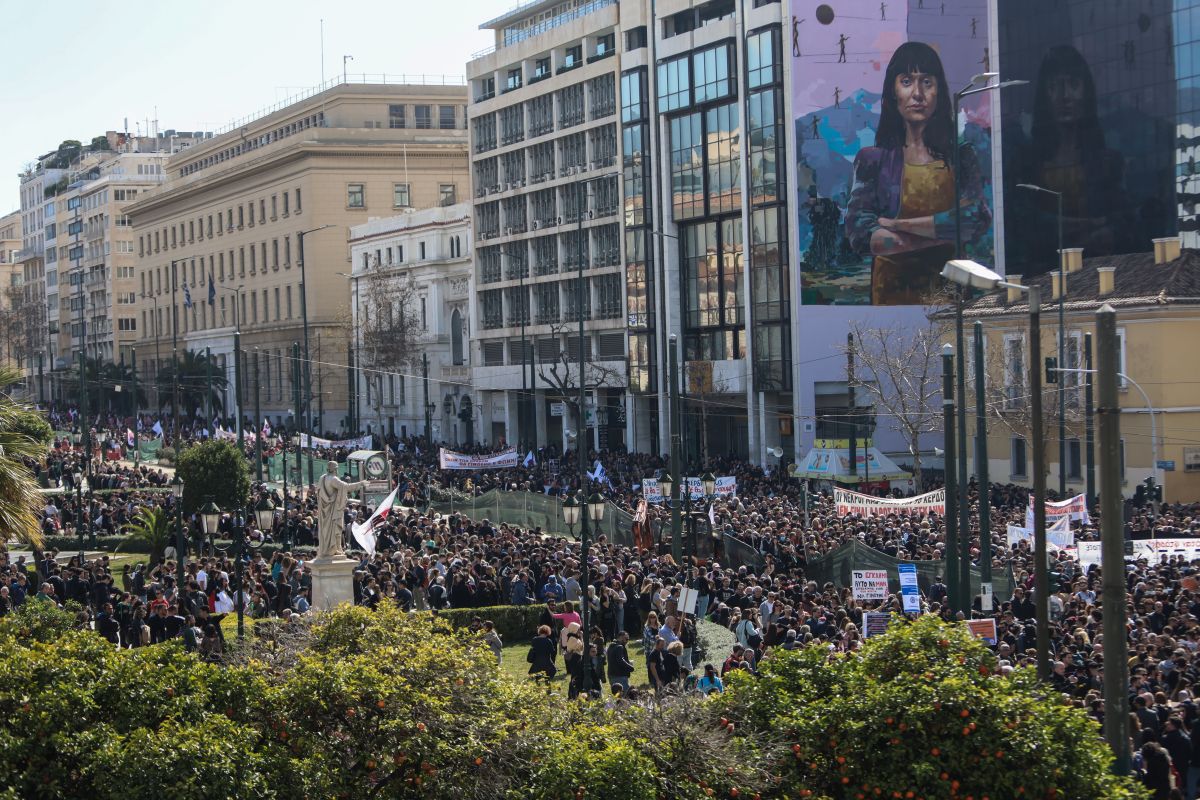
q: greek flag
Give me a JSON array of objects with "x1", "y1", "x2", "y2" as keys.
[{"x1": 183, "y1": 282, "x2": 193, "y2": 310}]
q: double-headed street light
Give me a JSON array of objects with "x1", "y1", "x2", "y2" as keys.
[
  {"x1": 200, "y1": 495, "x2": 274, "y2": 639},
  {"x1": 297, "y1": 224, "x2": 336, "y2": 491},
  {"x1": 656, "y1": 470, "x2": 717, "y2": 562},
  {"x1": 949, "y1": 72, "x2": 1027, "y2": 620},
  {"x1": 561, "y1": 489, "x2": 605, "y2": 695},
  {"x1": 942, "y1": 259, "x2": 1049, "y2": 680},
  {"x1": 171, "y1": 474, "x2": 185, "y2": 581}
]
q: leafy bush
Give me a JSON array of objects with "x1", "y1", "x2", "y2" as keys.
[
  {"x1": 6, "y1": 412, "x2": 53, "y2": 448},
  {"x1": 175, "y1": 439, "x2": 250, "y2": 514},
  {"x1": 696, "y1": 618, "x2": 737, "y2": 664},
  {"x1": 436, "y1": 604, "x2": 546, "y2": 643},
  {"x1": 718, "y1": 615, "x2": 1143, "y2": 800}
]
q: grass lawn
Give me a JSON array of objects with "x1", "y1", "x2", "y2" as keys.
[{"x1": 498, "y1": 638, "x2": 654, "y2": 696}]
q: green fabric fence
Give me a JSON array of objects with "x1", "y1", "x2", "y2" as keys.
[
  {"x1": 427, "y1": 490, "x2": 635, "y2": 547},
  {"x1": 800, "y1": 539, "x2": 1015, "y2": 601}
]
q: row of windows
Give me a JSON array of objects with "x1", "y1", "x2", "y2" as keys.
[
  {"x1": 139, "y1": 188, "x2": 302, "y2": 257},
  {"x1": 357, "y1": 235, "x2": 465, "y2": 270},
  {"x1": 141, "y1": 241, "x2": 300, "y2": 299},
  {"x1": 386, "y1": 104, "x2": 462, "y2": 130},
  {"x1": 475, "y1": 176, "x2": 619, "y2": 238},
  {"x1": 478, "y1": 273, "x2": 623, "y2": 329},
  {"x1": 479, "y1": 330, "x2": 626, "y2": 368},
  {"x1": 472, "y1": 75, "x2": 616, "y2": 155},
  {"x1": 179, "y1": 113, "x2": 324, "y2": 178},
  {"x1": 476, "y1": 223, "x2": 620, "y2": 285},
  {"x1": 140, "y1": 283, "x2": 300, "y2": 338}
]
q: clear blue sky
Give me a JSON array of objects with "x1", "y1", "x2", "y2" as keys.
[{"x1": 1, "y1": 0, "x2": 504, "y2": 211}]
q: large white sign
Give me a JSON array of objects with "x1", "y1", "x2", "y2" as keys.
[
  {"x1": 834, "y1": 488, "x2": 945, "y2": 517},
  {"x1": 642, "y1": 479, "x2": 664, "y2": 505},
  {"x1": 851, "y1": 569, "x2": 890, "y2": 601},
  {"x1": 1025, "y1": 494, "x2": 1091, "y2": 530},
  {"x1": 1006, "y1": 517, "x2": 1075, "y2": 551},
  {"x1": 438, "y1": 447, "x2": 519, "y2": 470},
  {"x1": 299, "y1": 433, "x2": 373, "y2": 450}
]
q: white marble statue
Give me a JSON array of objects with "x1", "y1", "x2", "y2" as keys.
[{"x1": 315, "y1": 460, "x2": 368, "y2": 558}]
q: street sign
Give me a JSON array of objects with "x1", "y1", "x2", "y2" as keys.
[
  {"x1": 1157, "y1": 460, "x2": 1176, "y2": 471},
  {"x1": 550, "y1": 402, "x2": 565, "y2": 417}
]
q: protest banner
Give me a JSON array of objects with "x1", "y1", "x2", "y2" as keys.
[
  {"x1": 714, "y1": 476, "x2": 737, "y2": 497},
  {"x1": 1006, "y1": 516, "x2": 1075, "y2": 551},
  {"x1": 299, "y1": 433, "x2": 373, "y2": 450},
  {"x1": 966, "y1": 618, "x2": 998, "y2": 645},
  {"x1": 1025, "y1": 493, "x2": 1090, "y2": 530},
  {"x1": 863, "y1": 612, "x2": 892, "y2": 638},
  {"x1": 642, "y1": 479, "x2": 664, "y2": 504},
  {"x1": 438, "y1": 447, "x2": 519, "y2": 470},
  {"x1": 834, "y1": 488, "x2": 945, "y2": 517},
  {"x1": 898, "y1": 563, "x2": 920, "y2": 613},
  {"x1": 678, "y1": 587, "x2": 698, "y2": 616},
  {"x1": 851, "y1": 569, "x2": 890, "y2": 601}
]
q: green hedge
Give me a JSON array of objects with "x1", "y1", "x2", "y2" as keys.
[{"x1": 435, "y1": 604, "x2": 545, "y2": 644}]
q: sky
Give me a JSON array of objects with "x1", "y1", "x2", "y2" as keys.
[{"x1": 1, "y1": 0, "x2": 505, "y2": 212}]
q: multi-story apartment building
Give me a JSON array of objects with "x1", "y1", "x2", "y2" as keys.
[
  {"x1": 468, "y1": 0, "x2": 788, "y2": 461},
  {"x1": 0, "y1": 211, "x2": 23, "y2": 373},
  {"x1": 16, "y1": 132, "x2": 206, "y2": 403},
  {"x1": 468, "y1": 0, "x2": 628, "y2": 453},
  {"x1": 126, "y1": 80, "x2": 470, "y2": 431},
  {"x1": 50, "y1": 152, "x2": 170, "y2": 370},
  {"x1": 347, "y1": 204, "x2": 474, "y2": 443}
]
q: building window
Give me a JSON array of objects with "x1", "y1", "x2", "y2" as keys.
[
  {"x1": 670, "y1": 113, "x2": 704, "y2": 220},
  {"x1": 562, "y1": 44, "x2": 582, "y2": 71},
  {"x1": 657, "y1": 55, "x2": 690, "y2": 112},
  {"x1": 347, "y1": 183, "x2": 365, "y2": 208},
  {"x1": 295, "y1": 188, "x2": 301, "y2": 212},
  {"x1": 506, "y1": 68, "x2": 523, "y2": 92},
  {"x1": 533, "y1": 57, "x2": 551, "y2": 81},
  {"x1": 1067, "y1": 439, "x2": 1082, "y2": 480},
  {"x1": 693, "y1": 44, "x2": 733, "y2": 104},
  {"x1": 706, "y1": 101, "x2": 742, "y2": 214},
  {"x1": 389, "y1": 104, "x2": 406, "y2": 129},
  {"x1": 746, "y1": 26, "x2": 781, "y2": 89},
  {"x1": 393, "y1": 183, "x2": 411, "y2": 208},
  {"x1": 282, "y1": 191, "x2": 290, "y2": 215},
  {"x1": 1011, "y1": 437, "x2": 1028, "y2": 478},
  {"x1": 439, "y1": 184, "x2": 457, "y2": 206},
  {"x1": 621, "y1": 69, "x2": 647, "y2": 124},
  {"x1": 419, "y1": 242, "x2": 427, "y2": 260},
  {"x1": 414, "y1": 105, "x2": 432, "y2": 129},
  {"x1": 593, "y1": 32, "x2": 615, "y2": 58},
  {"x1": 439, "y1": 105, "x2": 457, "y2": 129},
  {"x1": 625, "y1": 25, "x2": 647, "y2": 51}
]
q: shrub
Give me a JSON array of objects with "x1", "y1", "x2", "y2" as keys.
[
  {"x1": 436, "y1": 604, "x2": 546, "y2": 643},
  {"x1": 718, "y1": 615, "x2": 1144, "y2": 800},
  {"x1": 175, "y1": 439, "x2": 250, "y2": 514}
]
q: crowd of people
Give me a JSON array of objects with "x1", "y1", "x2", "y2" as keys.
[{"x1": 13, "y1": 409, "x2": 1200, "y2": 796}]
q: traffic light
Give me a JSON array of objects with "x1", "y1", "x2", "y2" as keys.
[
  {"x1": 1145, "y1": 476, "x2": 1163, "y2": 503},
  {"x1": 1045, "y1": 356, "x2": 1058, "y2": 384},
  {"x1": 1134, "y1": 482, "x2": 1147, "y2": 507}
]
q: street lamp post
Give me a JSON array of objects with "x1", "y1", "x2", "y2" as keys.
[
  {"x1": 140, "y1": 291, "x2": 162, "y2": 410},
  {"x1": 1018, "y1": 183, "x2": 1067, "y2": 497},
  {"x1": 297, "y1": 224, "x2": 336, "y2": 492},
  {"x1": 973, "y1": 322, "x2": 992, "y2": 606},
  {"x1": 171, "y1": 474, "x2": 185, "y2": 582},
  {"x1": 951, "y1": 72, "x2": 1026, "y2": 613},
  {"x1": 563, "y1": 490, "x2": 605, "y2": 696},
  {"x1": 942, "y1": 259, "x2": 1050, "y2": 677},
  {"x1": 220, "y1": 285, "x2": 244, "y2": 448},
  {"x1": 941, "y1": 344, "x2": 960, "y2": 616},
  {"x1": 337, "y1": 272, "x2": 362, "y2": 435},
  {"x1": 200, "y1": 496, "x2": 271, "y2": 640}
]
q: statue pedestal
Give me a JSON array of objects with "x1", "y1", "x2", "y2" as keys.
[{"x1": 308, "y1": 555, "x2": 357, "y2": 612}]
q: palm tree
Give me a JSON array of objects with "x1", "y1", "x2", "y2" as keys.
[
  {"x1": 98, "y1": 361, "x2": 146, "y2": 417},
  {"x1": 119, "y1": 506, "x2": 173, "y2": 563},
  {"x1": 156, "y1": 350, "x2": 228, "y2": 419},
  {"x1": 0, "y1": 365, "x2": 47, "y2": 549}
]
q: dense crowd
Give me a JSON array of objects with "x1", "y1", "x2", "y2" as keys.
[{"x1": 13, "y1": 411, "x2": 1200, "y2": 796}]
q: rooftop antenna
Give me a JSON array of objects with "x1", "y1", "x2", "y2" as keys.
[{"x1": 320, "y1": 19, "x2": 326, "y2": 85}]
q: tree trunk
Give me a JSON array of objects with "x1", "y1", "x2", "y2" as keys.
[{"x1": 911, "y1": 444, "x2": 923, "y2": 492}]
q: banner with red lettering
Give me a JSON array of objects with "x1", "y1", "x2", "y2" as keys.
[
  {"x1": 834, "y1": 488, "x2": 945, "y2": 517},
  {"x1": 438, "y1": 447, "x2": 519, "y2": 470}
]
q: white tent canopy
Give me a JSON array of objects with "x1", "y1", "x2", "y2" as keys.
[{"x1": 790, "y1": 439, "x2": 911, "y2": 484}]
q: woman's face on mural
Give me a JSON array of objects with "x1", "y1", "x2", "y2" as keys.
[
  {"x1": 1047, "y1": 72, "x2": 1086, "y2": 125},
  {"x1": 893, "y1": 70, "x2": 939, "y2": 125}
]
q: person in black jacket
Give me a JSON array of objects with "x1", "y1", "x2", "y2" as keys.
[
  {"x1": 606, "y1": 631, "x2": 635, "y2": 692},
  {"x1": 527, "y1": 625, "x2": 557, "y2": 680}
]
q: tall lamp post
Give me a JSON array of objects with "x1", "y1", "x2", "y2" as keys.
[
  {"x1": 656, "y1": 471, "x2": 716, "y2": 563},
  {"x1": 220, "y1": 285, "x2": 244, "y2": 448},
  {"x1": 171, "y1": 474, "x2": 185, "y2": 581},
  {"x1": 200, "y1": 496, "x2": 272, "y2": 639},
  {"x1": 562, "y1": 489, "x2": 605, "y2": 695},
  {"x1": 297, "y1": 224, "x2": 336, "y2": 492},
  {"x1": 1017, "y1": 183, "x2": 1066, "y2": 497},
  {"x1": 951, "y1": 72, "x2": 1026, "y2": 613},
  {"x1": 942, "y1": 259, "x2": 1049, "y2": 678},
  {"x1": 337, "y1": 271, "x2": 362, "y2": 435}
]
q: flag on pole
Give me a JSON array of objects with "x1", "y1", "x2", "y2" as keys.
[
  {"x1": 126, "y1": 428, "x2": 135, "y2": 448},
  {"x1": 708, "y1": 502, "x2": 717, "y2": 528},
  {"x1": 152, "y1": 420, "x2": 164, "y2": 437},
  {"x1": 183, "y1": 283, "x2": 194, "y2": 309},
  {"x1": 523, "y1": 450, "x2": 535, "y2": 467},
  {"x1": 586, "y1": 460, "x2": 606, "y2": 483},
  {"x1": 208, "y1": 271, "x2": 216, "y2": 305},
  {"x1": 262, "y1": 419, "x2": 272, "y2": 437},
  {"x1": 352, "y1": 485, "x2": 400, "y2": 557}
]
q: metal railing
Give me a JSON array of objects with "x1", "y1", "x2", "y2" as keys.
[
  {"x1": 214, "y1": 73, "x2": 466, "y2": 136},
  {"x1": 471, "y1": 0, "x2": 617, "y2": 59}
]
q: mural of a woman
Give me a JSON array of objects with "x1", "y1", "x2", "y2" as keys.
[
  {"x1": 1013, "y1": 44, "x2": 1130, "y2": 271},
  {"x1": 846, "y1": 41, "x2": 991, "y2": 304}
]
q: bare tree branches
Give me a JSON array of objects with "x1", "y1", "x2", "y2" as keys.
[
  {"x1": 535, "y1": 321, "x2": 622, "y2": 439},
  {"x1": 356, "y1": 261, "x2": 424, "y2": 433},
  {"x1": 844, "y1": 316, "x2": 948, "y2": 490}
]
